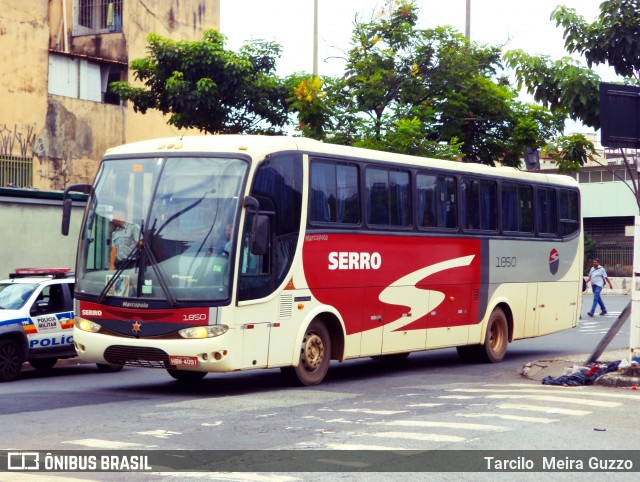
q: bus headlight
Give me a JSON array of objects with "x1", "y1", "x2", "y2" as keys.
[
  {"x1": 75, "y1": 318, "x2": 102, "y2": 333},
  {"x1": 179, "y1": 325, "x2": 228, "y2": 339}
]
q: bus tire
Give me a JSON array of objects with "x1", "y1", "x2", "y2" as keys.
[
  {"x1": 457, "y1": 307, "x2": 508, "y2": 364},
  {"x1": 167, "y1": 370, "x2": 207, "y2": 383},
  {"x1": 281, "y1": 320, "x2": 331, "y2": 386},
  {"x1": 480, "y1": 307, "x2": 509, "y2": 363},
  {"x1": 97, "y1": 363, "x2": 125, "y2": 373},
  {"x1": 29, "y1": 358, "x2": 58, "y2": 371},
  {"x1": 0, "y1": 339, "x2": 23, "y2": 382}
]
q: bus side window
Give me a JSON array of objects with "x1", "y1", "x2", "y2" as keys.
[
  {"x1": 537, "y1": 188, "x2": 557, "y2": 235},
  {"x1": 559, "y1": 189, "x2": 579, "y2": 237}
]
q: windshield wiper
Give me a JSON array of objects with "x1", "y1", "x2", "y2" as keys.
[{"x1": 141, "y1": 221, "x2": 178, "y2": 306}]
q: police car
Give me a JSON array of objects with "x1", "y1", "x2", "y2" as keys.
[{"x1": 0, "y1": 268, "x2": 122, "y2": 382}]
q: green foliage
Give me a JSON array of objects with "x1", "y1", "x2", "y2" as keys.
[
  {"x1": 504, "y1": 1, "x2": 640, "y2": 130},
  {"x1": 292, "y1": 0, "x2": 557, "y2": 166},
  {"x1": 110, "y1": 30, "x2": 289, "y2": 134},
  {"x1": 285, "y1": 74, "x2": 334, "y2": 140},
  {"x1": 504, "y1": 51, "x2": 602, "y2": 128},
  {"x1": 553, "y1": 0, "x2": 640, "y2": 80},
  {"x1": 583, "y1": 232, "x2": 597, "y2": 275},
  {"x1": 543, "y1": 133, "x2": 597, "y2": 174},
  {"x1": 354, "y1": 117, "x2": 463, "y2": 160}
]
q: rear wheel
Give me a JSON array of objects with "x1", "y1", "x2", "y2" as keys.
[
  {"x1": 29, "y1": 358, "x2": 58, "y2": 371},
  {"x1": 457, "y1": 307, "x2": 508, "y2": 363},
  {"x1": 0, "y1": 339, "x2": 23, "y2": 382},
  {"x1": 167, "y1": 370, "x2": 207, "y2": 382},
  {"x1": 482, "y1": 307, "x2": 509, "y2": 363},
  {"x1": 281, "y1": 320, "x2": 331, "y2": 386}
]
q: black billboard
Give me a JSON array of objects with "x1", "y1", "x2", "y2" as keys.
[{"x1": 600, "y1": 82, "x2": 640, "y2": 148}]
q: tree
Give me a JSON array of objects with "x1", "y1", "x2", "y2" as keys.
[
  {"x1": 288, "y1": 1, "x2": 563, "y2": 166},
  {"x1": 504, "y1": 0, "x2": 640, "y2": 207},
  {"x1": 110, "y1": 30, "x2": 289, "y2": 134}
]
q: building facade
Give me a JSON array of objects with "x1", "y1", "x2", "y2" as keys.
[{"x1": 0, "y1": 0, "x2": 220, "y2": 190}]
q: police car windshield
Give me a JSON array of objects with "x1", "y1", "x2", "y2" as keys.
[{"x1": 0, "y1": 283, "x2": 37, "y2": 310}]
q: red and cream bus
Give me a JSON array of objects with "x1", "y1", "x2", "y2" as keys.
[{"x1": 62, "y1": 135, "x2": 582, "y2": 385}]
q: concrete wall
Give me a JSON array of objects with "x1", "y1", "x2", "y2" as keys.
[
  {"x1": 0, "y1": 189, "x2": 85, "y2": 277},
  {"x1": 581, "y1": 180, "x2": 639, "y2": 218},
  {"x1": 585, "y1": 277, "x2": 639, "y2": 296}
]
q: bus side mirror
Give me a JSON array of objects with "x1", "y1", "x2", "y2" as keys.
[
  {"x1": 251, "y1": 214, "x2": 269, "y2": 256},
  {"x1": 61, "y1": 198, "x2": 73, "y2": 236},
  {"x1": 61, "y1": 183, "x2": 91, "y2": 236}
]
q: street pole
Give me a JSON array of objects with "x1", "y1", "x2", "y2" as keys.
[
  {"x1": 632, "y1": 214, "x2": 640, "y2": 359},
  {"x1": 313, "y1": 0, "x2": 318, "y2": 76},
  {"x1": 465, "y1": 0, "x2": 470, "y2": 40}
]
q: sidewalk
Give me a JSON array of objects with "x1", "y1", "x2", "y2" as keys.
[{"x1": 522, "y1": 348, "x2": 640, "y2": 388}]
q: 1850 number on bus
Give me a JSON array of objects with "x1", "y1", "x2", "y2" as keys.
[{"x1": 496, "y1": 257, "x2": 517, "y2": 268}]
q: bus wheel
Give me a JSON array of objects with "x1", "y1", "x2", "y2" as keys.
[
  {"x1": 282, "y1": 320, "x2": 331, "y2": 386},
  {"x1": 0, "y1": 339, "x2": 23, "y2": 382},
  {"x1": 481, "y1": 307, "x2": 508, "y2": 363},
  {"x1": 167, "y1": 370, "x2": 207, "y2": 383},
  {"x1": 97, "y1": 363, "x2": 124, "y2": 373},
  {"x1": 29, "y1": 358, "x2": 58, "y2": 371}
]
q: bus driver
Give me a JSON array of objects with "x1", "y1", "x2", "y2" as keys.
[{"x1": 109, "y1": 210, "x2": 139, "y2": 270}]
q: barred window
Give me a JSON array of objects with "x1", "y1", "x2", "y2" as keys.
[{"x1": 75, "y1": 0, "x2": 123, "y2": 35}]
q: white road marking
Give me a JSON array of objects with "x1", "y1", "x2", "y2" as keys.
[
  {"x1": 455, "y1": 412, "x2": 558, "y2": 423},
  {"x1": 158, "y1": 473, "x2": 297, "y2": 481},
  {"x1": 486, "y1": 394, "x2": 621, "y2": 407},
  {"x1": 406, "y1": 403, "x2": 445, "y2": 407},
  {"x1": 135, "y1": 430, "x2": 182, "y2": 438},
  {"x1": 334, "y1": 408, "x2": 408, "y2": 415},
  {"x1": 323, "y1": 443, "x2": 413, "y2": 450},
  {"x1": 376, "y1": 420, "x2": 509, "y2": 432},
  {"x1": 496, "y1": 403, "x2": 592, "y2": 416},
  {"x1": 452, "y1": 387, "x2": 636, "y2": 402},
  {"x1": 62, "y1": 439, "x2": 152, "y2": 449},
  {"x1": 366, "y1": 431, "x2": 465, "y2": 442},
  {"x1": 438, "y1": 395, "x2": 478, "y2": 399}
]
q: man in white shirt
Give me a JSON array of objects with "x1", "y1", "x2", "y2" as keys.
[{"x1": 585, "y1": 258, "x2": 613, "y2": 316}]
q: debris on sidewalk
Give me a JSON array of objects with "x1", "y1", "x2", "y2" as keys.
[{"x1": 541, "y1": 361, "x2": 621, "y2": 386}]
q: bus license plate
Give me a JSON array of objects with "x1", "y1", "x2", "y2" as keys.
[{"x1": 169, "y1": 356, "x2": 199, "y2": 367}]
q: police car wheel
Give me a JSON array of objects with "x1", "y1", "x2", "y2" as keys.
[
  {"x1": 0, "y1": 339, "x2": 23, "y2": 382},
  {"x1": 29, "y1": 358, "x2": 58, "y2": 371}
]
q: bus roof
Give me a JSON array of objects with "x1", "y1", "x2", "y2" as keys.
[{"x1": 103, "y1": 135, "x2": 577, "y2": 188}]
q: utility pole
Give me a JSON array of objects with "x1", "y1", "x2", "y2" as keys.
[
  {"x1": 313, "y1": 0, "x2": 319, "y2": 75},
  {"x1": 465, "y1": 0, "x2": 471, "y2": 40}
]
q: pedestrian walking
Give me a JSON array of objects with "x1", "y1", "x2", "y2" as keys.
[{"x1": 585, "y1": 258, "x2": 613, "y2": 316}]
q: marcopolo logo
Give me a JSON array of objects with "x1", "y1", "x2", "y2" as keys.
[{"x1": 549, "y1": 248, "x2": 559, "y2": 275}]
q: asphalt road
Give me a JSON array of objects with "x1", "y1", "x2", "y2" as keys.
[{"x1": 3, "y1": 294, "x2": 638, "y2": 481}]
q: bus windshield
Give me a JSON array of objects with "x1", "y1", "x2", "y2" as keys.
[{"x1": 75, "y1": 156, "x2": 248, "y2": 303}]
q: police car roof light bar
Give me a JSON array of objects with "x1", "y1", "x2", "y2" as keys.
[{"x1": 10, "y1": 268, "x2": 71, "y2": 279}]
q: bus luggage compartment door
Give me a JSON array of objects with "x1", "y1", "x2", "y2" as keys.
[{"x1": 241, "y1": 322, "x2": 270, "y2": 368}]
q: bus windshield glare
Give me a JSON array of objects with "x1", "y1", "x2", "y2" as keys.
[{"x1": 75, "y1": 156, "x2": 248, "y2": 303}]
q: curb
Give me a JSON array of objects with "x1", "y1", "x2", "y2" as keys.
[{"x1": 521, "y1": 349, "x2": 640, "y2": 389}]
